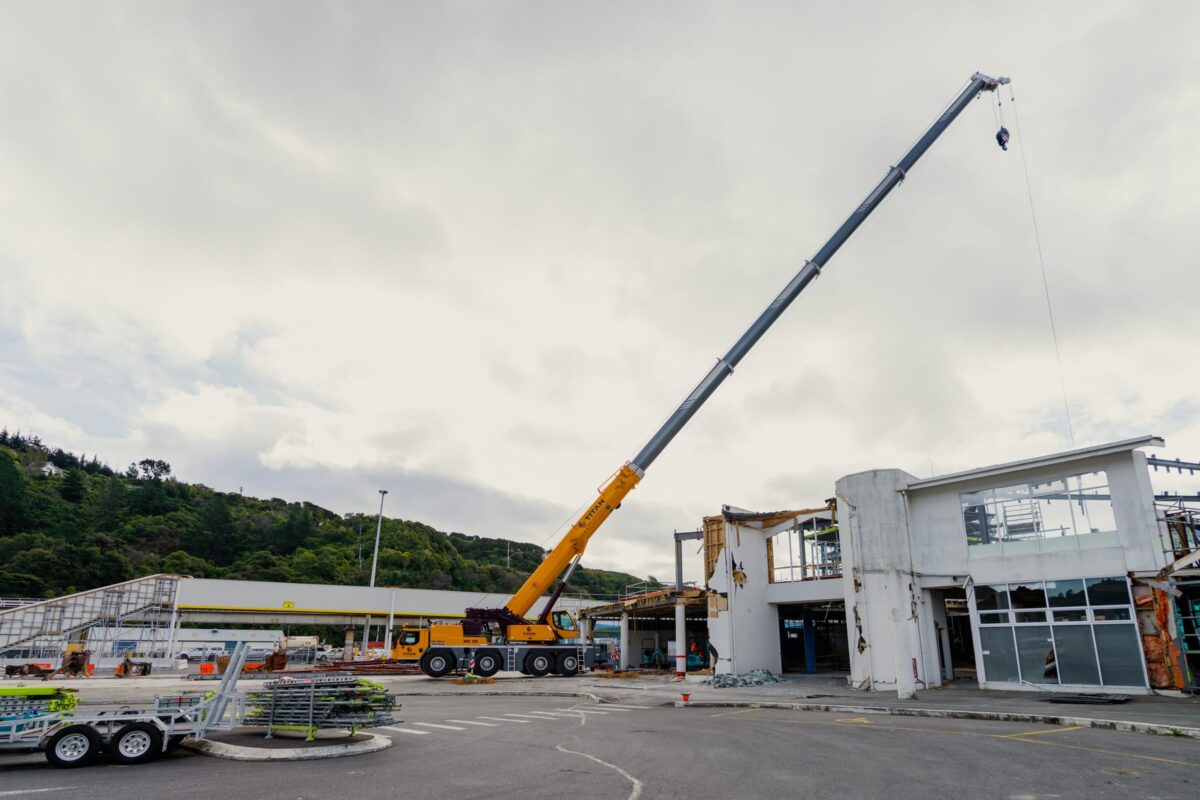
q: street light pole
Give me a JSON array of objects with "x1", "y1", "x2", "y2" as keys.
[{"x1": 361, "y1": 489, "x2": 388, "y2": 660}]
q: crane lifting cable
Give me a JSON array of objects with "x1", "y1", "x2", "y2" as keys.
[{"x1": 1006, "y1": 82, "x2": 1076, "y2": 446}]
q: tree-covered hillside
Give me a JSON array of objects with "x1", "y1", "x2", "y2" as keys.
[{"x1": 0, "y1": 430, "x2": 652, "y2": 600}]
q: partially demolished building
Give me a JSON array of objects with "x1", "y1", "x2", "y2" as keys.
[{"x1": 706, "y1": 435, "x2": 1200, "y2": 696}]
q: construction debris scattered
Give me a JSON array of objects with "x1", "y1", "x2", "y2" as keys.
[{"x1": 706, "y1": 669, "x2": 787, "y2": 688}]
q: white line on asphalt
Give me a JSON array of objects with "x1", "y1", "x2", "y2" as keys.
[
  {"x1": 602, "y1": 705, "x2": 650, "y2": 709},
  {"x1": 478, "y1": 716, "x2": 528, "y2": 724},
  {"x1": 591, "y1": 706, "x2": 632, "y2": 711},
  {"x1": 445, "y1": 719, "x2": 498, "y2": 727},
  {"x1": 556, "y1": 745, "x2": 643, "y2": 800},
  {"x1": 381, "y1": 726, "x2": 429, "y2": 735},
  {"x1": 0, "y1": 790, "x2": 79, "y2": 797},
  {"x1": 503, "y1": 713, "x2": 550, "y2": 720},
  {"x1": 413, "y1": 722, "x2": 466, "y2": 731},
  {"x1": 557, "y1": 708, "x2": 608, "y2": 714},
  {"x1": 524, "y1": 711, "x2": 578, "y2": 717}
]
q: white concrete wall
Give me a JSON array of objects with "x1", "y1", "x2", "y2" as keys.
[
  {"x1": 707, "y1": 519, "x2": 783, "y2": 674},
  {"x1": 837, "y1": 445, "x2": 1163, "y2": 695},
  {"x1": 836, "y1": 469, "x2": 925, "y2": 697}
]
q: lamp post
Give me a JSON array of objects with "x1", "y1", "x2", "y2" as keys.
[{"x1": 361, "y1": 489, "x2": 388, "y2": 660}]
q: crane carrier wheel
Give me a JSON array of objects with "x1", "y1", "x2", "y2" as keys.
[{"x1": 420, "y1": 649, "x2": 455, "y2": 678}]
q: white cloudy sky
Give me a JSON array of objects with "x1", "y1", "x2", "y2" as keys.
[{"x1": 2, "y1": 3, "x2": 1198, "y2": 582}]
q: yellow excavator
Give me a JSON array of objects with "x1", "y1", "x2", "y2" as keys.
[{"x1": 396, "y1": 71, "x2": 1011, "y2": 678}]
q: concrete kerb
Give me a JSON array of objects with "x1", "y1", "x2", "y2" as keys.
[
  {"x1": 182, "y1": 732, "x2": 392, "y2": 762},
  {"x1": 672, "y1": 699, "x2": 1200, "y2": 740}
]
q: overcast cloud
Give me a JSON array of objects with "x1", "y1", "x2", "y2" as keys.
[{"x1": 2, "y1": 2, "x2": 1198, "y2": 582}]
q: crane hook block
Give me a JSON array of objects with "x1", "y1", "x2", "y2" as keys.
[{"x1": 995, "y1": 126, "x2": 1010, "y2": 151}]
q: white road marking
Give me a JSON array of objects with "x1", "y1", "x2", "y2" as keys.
[
  {"x1": 557, "y1": 708, "x2": 608, "y2": 715},
  {"x1": 479, "y1": 716, "x2": 528, "y2": 724},
  {"x1": 525, "y1": 711, "x2": 579, "y2": 717},
  {"x1": 556, "y1": 745, "x2": 643, "y2": 800},
  {"x1": 503, "y1": 713, "x2": 549, "y2": 720},
  {"x1": 413, "y1": 722, "x2": 466, "y2": 731},
  {"x1": 445, "y1": 719, "x2": 498, "y2": 727},
  {"x1": 381, "y1": 726, "x2": 429, "y2": 735},
  {"x1": 0, "y1": 791, "x2": 79, "y2": 797},
  {"x1": 602, "y1": 704, "x2": 650, "y2": 709}
]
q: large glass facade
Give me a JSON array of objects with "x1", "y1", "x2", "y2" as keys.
[
  {"x1": 973, "y1": 575, "x2": 1146, "y2": 688},
  {"x1": 961, "y1": 471, "x2": 1118, "y2": 558}
]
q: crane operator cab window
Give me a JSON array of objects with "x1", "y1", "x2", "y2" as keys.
[
  {"x1": 398, "y1": 630, "x2": 422, "y2": 647},
  {"x1": 552, "y1": 611, "x2": 577, "y2": 631}
]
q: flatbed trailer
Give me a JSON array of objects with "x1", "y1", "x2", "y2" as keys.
[
  {"x1": 418, "y1": 641, "x2": 608, "y2": 678},
  {"x1": 0, "y1": 691, "x2": 245, "y2": 768}
]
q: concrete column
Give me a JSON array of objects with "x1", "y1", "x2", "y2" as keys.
[
  {"x1": 803, "y1": 608, "x2": 816, "y2": 674},
  {"x1": 384, "y1": 590, "x2": 396, "y2": 655},
  {"x1": 619, "y1": 612, "x2": 630, "y2": 670},
  {"x1": 674, "y1": 602, "x2": 686, "y2": 677},
  {"x1": 892, "y1": 572, "x2": 917, "y2": 699},
  {"x1": 343, "y1": 628, "x2": 355, "y2": 660}
]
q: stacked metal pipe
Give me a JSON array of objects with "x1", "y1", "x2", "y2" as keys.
[{"x1": 242, "y1": 676, "x2": 398, "y2": 737}]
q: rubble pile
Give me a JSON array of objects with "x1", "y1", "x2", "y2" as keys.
[{"x1": 707, "y1": 669, "x2": 786, "y2": 688}]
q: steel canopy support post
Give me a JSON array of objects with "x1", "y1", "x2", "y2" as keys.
[
  {"x1": 619, "y1": 612, "x2": 630, "y2": 670},
  {"x1": 674, "y1": 602, "x2": 686, "y2": 678},
  {"x1": 629, "y1": 72, "x2": 1007, "y2": 474}
]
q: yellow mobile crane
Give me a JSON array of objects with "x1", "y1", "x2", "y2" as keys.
[{"x1": 396, "y1": 71, "x2": 1011, "y2": 679}]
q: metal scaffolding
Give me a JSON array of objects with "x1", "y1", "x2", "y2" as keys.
[{"x1": 0, "y1": 574, "x2": 180, "y2": 660}]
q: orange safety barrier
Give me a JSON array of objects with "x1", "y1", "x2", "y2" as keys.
[{"x1": 198, "y1": 662, "x2": 215, "y2": 675}]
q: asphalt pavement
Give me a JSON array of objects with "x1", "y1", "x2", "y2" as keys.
[{"x1": 2, "y1": 691, "x2": 1198, "y2": 799}]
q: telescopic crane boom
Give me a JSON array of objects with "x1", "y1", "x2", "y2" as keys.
[{"x1": 403, "y1": 71, "x2": 1009, "y2": 677}]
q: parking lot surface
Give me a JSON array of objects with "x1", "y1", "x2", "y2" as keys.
[{"x1": 2, "y1": 690, "x2": 1198, "y2": 799}]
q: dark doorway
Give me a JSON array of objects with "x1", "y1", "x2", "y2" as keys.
[
  {"x1": 942, "y1": 587, "x2": 976, "y2": 678},
  {"x1": 778, "y1": 602, "x2": 849, "y2": 673}
]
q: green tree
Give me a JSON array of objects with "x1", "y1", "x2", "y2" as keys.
[
  {"x1": 95, "y1": 477, "x2": 129, "y2": 531},
  {"x1": 60, "y1": 469, "x2": 86, "y2": 504},
  {"x1": 198, "y1": 494, "x2": 236, "y2": 564},
  {"x1": 0, "y1": 451, "x2": 27, "y2": 535}
]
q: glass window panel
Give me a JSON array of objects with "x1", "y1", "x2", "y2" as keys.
[
  {"x1": 1053, "y1": 609, "x2": 1087, "y2": 622},
  {"x1": 1052, "y1": 625, "x2": 1100, "y2": 685},
  {"x1": 1093, "y1": 625, "x2": 1147, "y2": 687},
  {"x1": 1046, "y1": 579, "x2": 1087, "y2": 607},
  {"x1": 1014, "y1": 625, "x2": 1058, "y2": 684},
  {"x1": 1085, "y1": 577, "x2": 1131, "y2": 607},
  {"x1": 1092, "y1": 608, "x2": 1131, "y2": 621},
  {"x1": 1070, "y1": 474, "x2": 1115, "y2": 534},
  {"x1": 979, "y1": 612, "x2": 1009, "y2": 625},
  {"x1": 961, "y1": 490, "x2": 996, "y2": 546},
  {"x1": 1038, "y1": 497, "x2": 1076, "y2": 539},
  {"x1": 1015, "y1": 611, "x2": 1047, "y2": 623},
  {"x1": 979, "y1": 626, "x2": 1020, "y2": 683},
  {"x1": 975, "y1": 585, "x2": 1010, "y2": 611},
  {"x1": 1009, "y1": 582, "x2": 1047, "y2": 610}
]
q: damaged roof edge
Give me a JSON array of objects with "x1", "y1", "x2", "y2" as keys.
[{"x1": 903, "y1": 435, "x2": 1165, "y2": 492}]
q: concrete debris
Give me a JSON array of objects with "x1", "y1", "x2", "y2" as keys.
[{"x1": 706, "y1": 669, "x2": 786, "y2": 688}]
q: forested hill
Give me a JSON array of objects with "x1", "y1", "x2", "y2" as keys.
[{"x1": 0, "y1": 430, "x2": 655, "y2": 599}]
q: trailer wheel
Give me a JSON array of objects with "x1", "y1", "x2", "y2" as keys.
[
  {"x1": 557, "y1": 653, "x2": 580, "y2": 677},
  {"x1": 524, "y1": 651, "x2": 552, "y2": 677},
  {"x1": 45, "y1": 725, "x2": 101, "y2": 768},
  {"x1": 473, "y1": 649, "x2": 502, "y2": 677},
  {"x1": 420, "y1": 649, "x2": 455, "y2": 678},
  {"x1": 110, "y1": 722, "x2": 163, "y2": 765}
]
